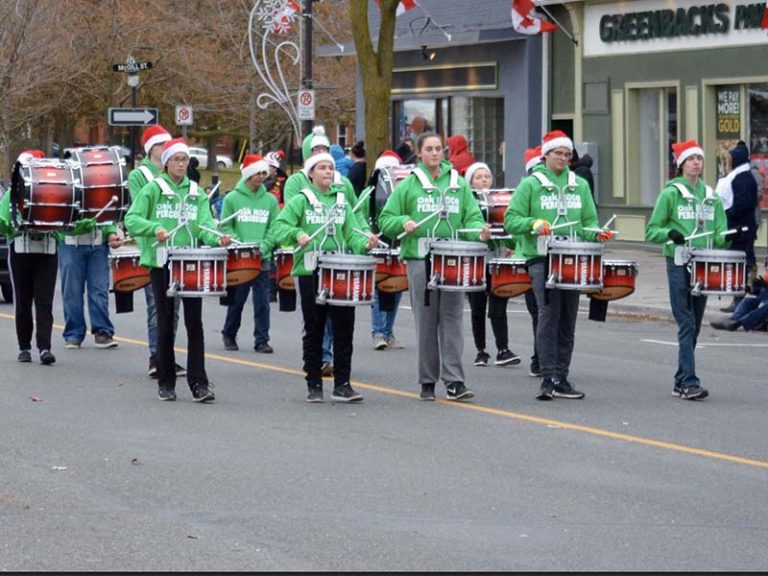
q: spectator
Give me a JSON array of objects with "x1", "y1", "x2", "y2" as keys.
[
  {"x1": 396, "y1": 138, "x2": 416, "y2": 164},
  {"x1": 446, "y1": 134, "x2": 475, "y2": 176},
  {"x1": 187, "y1": 156, "x2": 201, "y2": 183},
  {"x1": 347, "y1": 141, "x2": 367, "y2": 195},
  {"x1": 711, "y1": 260, "x2": 768, "y2": 332},
  {"x1": 570, "y1": 149, "x2": 595, "y2": 200},
  {"x1": 330, "y1": 144, "x2": 353, "y2": 177}
]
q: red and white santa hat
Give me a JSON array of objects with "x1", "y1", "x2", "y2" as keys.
[
  {"x1": 264, "y1": 151, "x2": 282, "y2": 169},
  {"x1": 143, "y1": 125, "x2": 172, "y2": 155},
  {"x1": 465, "y1": 162, "x2": 493, "y2": 188},
  {"x1": 17, "y1": 149, "x2": 45, "y2": 165},
  {"x1": 160, "y1": 138, "x2": 190, "y2": 167},
  {"x1": 672, "y1": 139, "x2": 704, "y2": 167},
  {"x1": 541, "y1": 130, "x2": 573, "y2": 155},
  {"x1": 304, "y1": 152, "x2": 335, "y2": 174},
  {"x1": 241, "y1": 154, "x2": 270, "y2": 180},
  {"x1": 525, "y1": 145, "x2": 543, "y2": 171},
  {"x1": 374, "y1": 150, "x2": 401, "y2": 171}
]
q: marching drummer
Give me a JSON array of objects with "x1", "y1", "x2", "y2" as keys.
[
  {"x1": 219, "y1": 154, "x2": 279, "y2": 354},
  {"x1": 504, "y1": 130, "x2": 611, "y2": 401},
  {"x1": 379, "y1": 132, "x2": 491, "y2": 402},
  {"x1": 646, "y1": 139, "x2": 728, "y2": 400},
  {"x1": 271, "y1": 152, "x2": 379, "y2": 403},
  {"x1": 125, "y1": 138, "x2": 232, "y2": 402}
]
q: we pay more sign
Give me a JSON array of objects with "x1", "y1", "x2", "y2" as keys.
[{"x1": 297, "y1": 90, "x2": 315, "y2": 121}]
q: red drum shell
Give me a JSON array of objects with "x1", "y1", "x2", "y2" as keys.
[
  {"x1": 430, "y1": 240, "x2": 487, "y2": 292},
  {"x1": 69, "y1": 147, "x2": 127, "y2": 223},
  {"x1": 19, "y1": 162, "x2": 81, "y2": 231},
  {"x1": 690, "y1": 249, "x2": 746, "y2": 296},
  {"x1": 547, "y1": 241, "x2": 603, "y2": 291},
  {"x1": 274, "y1": 248, "x2": 295, "y2": 291},
  {"x1": 373, "y1": 249, "x2": 408, "y2": 293},
  {"x1": 592, "y1": 260, "x2": 638, "y2": 301},
  {"x1": 317, "y1": 254, "x2": 376, "y2": 306},
  {"x1": 110, "y1": 250, "x2": 150, "y2": 292},
  {"x1": 168, "y1": 248, "x2": 227, "y2": 296},
  {"x1": 489, "y1": 258, "x2": 530, "y2": 298},
  {"x1": 226, "y1": 244, "x2": 262, "y2": 286}
]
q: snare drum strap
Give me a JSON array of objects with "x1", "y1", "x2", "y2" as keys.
[
  {"x1": 138, "y1": 165, "x2": 154, "y2": 183},
  {"x1": 423, "y1": 258, "x2": 432, "y2": 307},
  {"x1": 412, "y1": 167, "x2": 460, "y2": 195},
  {"x1": 531, "y1": 171, "x2": 577, "y2": 191}
]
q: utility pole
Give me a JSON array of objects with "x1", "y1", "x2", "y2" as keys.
[
  {"x1": 127, "y1": 74, "x2": 139, "y2": 170},
  {"x1": 301, "y1": 0, "x2": 314, "y2": 139}
]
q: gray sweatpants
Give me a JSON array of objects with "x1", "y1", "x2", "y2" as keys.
[{"x1": 407, "y1": 260, "x2": 466, "y2": 386}]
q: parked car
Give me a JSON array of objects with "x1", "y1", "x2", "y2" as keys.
[
  {"x1": 188, "y1": 146, "x2": 233, "y2": 169},
  {"x1": 0, "y1": 186, "x2": 13, "y2": 303}
]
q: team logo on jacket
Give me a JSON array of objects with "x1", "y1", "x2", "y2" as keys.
[
  {"x1": 540, "y1": 193, "x2": 582, "y2": 211},
  {"x1": 305, "y1": 209, "x2": 344, "y2": 225},
  {"x1": 417, "y1": 196, "x2": 459, "y2": 214},
  {"x1": 238, "y1": 208, "x2": 270, "y2": 223},
  {"x1": 677, "y1": 203, "x2": 714, "y2": 221},
  {"x1": 156, "y1": 203, "x2": 198, "y2": 220}
]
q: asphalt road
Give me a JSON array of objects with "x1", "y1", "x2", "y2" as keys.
[{"x1": 1, "y1": 290, "x2": 767, "y2": 571}]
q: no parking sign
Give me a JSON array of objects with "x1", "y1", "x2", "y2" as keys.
[
  {"x1": 175, "y1": 105, "x2": 194, "y2": 126},
  {"x1": 297, "y1": 90, "x2": 315, "y2": 121}
]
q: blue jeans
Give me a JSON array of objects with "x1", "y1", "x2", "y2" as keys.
[
  {"x1": 322, "y1": 317, "x2": 333, "y2": 364},
  {"x1": 144, "y1": 285, "x2": 157, "y2": 357},
  {"x1": 371, "y1": 288, "x2": 402, "y2": 339},
  {"x1": 58, "y1": 243, "x2": 114, "y2": 343},
  {"x1": 731, "y1": 287, "x2": 768, "y2": 330},
  {"x1": 666, "y1": 258, "x2": 707, "y2": 388},
  {"x1": 222, "y1": 271, "x2": 271, "y2": 345}
]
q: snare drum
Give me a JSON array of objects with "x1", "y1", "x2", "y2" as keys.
[
  {"x1": 489, "y1": 258, "x2": 531, "y2": 298},
  {"x1": 547, "y1": 240, "x2": 603, "y2": 291},
  {"x1": 429, "y1": 239, "x2": 486, "y2": 292},
  {"x1": 316, "y1": 253, "x2": 377, "y2": 306},
  {"x1": 475, "y1": 189, "x2": 513, "y2": 231},
  {"x1": 372, "y1": 248, "x2": 408, "y2": 293},
  {"x1": 592, "y1": 260, "x2": 639, "y2": 301},
  {"x1": 109, "y1": 249, "x2": 150, "y2": 292},
  {"x1": 274, "y1": 247, "x2": 295, "y2": 291},
  {"x1": 68, "y1": 146, "x2": 128, "y2": 224},
  {"x1": 167, "y1": 247, "x2": 228, "y2": 297},
  {"x1": 18, "y1": 159, "x2": 81, "y2": 231},
  {"x1": 689, "y1": 249, "x2": 747, "y2": 296},
  {"x1": 226, "y1": 243, "x2": 262, "y2": 286}
]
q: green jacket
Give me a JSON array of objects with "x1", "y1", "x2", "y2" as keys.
[
  {"x1": 646, "y1": 176, "x2": 729, "y2": 258},
  {"x1": 283, "y1": 170, "x2": 369, "y2": 231},
  {"x1": 127, "y1": 159, "x2": 163, "y2": 253},
  {"x1": 378, "y1": 160, "x2": 486, "y2": 260},
  {"x1": 124, "y1": 173, "x2": 222, "y2": 269},
  {"x1": 271, "y1": 181, "x2": 370, "y2": 276},
  {"x1": 503, "y1": 165, "x2": 599, "y2": 262},
  {"x1": 219, "y1": 179, "x2": 279, "y2": 262}
]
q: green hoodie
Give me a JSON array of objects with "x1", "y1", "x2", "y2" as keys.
[
  {"x1": 270, "y1": 180, "x2": 370, "y2": 276},
  {"x1": 124, "y1": 173, "x2": 222, "y2": 269},
  {"x1": 283, "y1": 170, "x2": 369, "y2": 231},
  {"x1": 219, "y1": 179, "x2": 279, "y2": 262},
  {"x1": 126, "y1": 158, "x2": 162, "y2": 253},
  {"x1": 503, "y1": 165, "x2": 599, "y2": 262},
  {"x1": 646, "y1": 176, "x2": 729, "y2": 258},
  {"x1": 378, "y1": 160, "x2": 487, "y2": 260}
]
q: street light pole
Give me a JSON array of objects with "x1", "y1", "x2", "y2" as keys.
[
  {"x1": 127, "y1": 73, "x2": 139, "y2": 170},
  {"x1": 301, "y1": 0, "x2": 313, "y2": 139}
]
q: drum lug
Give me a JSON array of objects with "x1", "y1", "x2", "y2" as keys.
[
  {"x1": 166, "y1": 281, "x2": 179, "y2": 297},
  {"x1": 316, "y1": 288, "x2": 328, "y2": 305},
  {"x1": 690, "y1": 281, "x2": 702, "y2": 297},
  {"x1": 427, "y1": 274, "x2": 439, "y2": 290},
  {"x1": 545, "y1": 274, "x2": 557, "y2": 289}
]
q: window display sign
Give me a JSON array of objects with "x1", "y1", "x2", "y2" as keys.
[{"x1": 716, "y1": 85, "x2": 741, "y2": 179}]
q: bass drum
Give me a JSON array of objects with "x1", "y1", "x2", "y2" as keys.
[{"x1": 371, "y1": 164, "x2": 416, "y2": 218}]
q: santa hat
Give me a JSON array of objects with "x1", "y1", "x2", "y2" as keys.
[
  {"x1": 264, "y1": 151, "x2": 282, "y2": 168},
  {"x1": 672, "y1": 139, "x2": 704, "y2": 167},
  {"x1": 160, "y1": 138, "x2": 190, "y2": 167},
  {"x1": 465, "y1": 162, "x2": 493, "y2": 188},
  {"x1": 374, "y1": 150, "x2": 402, "y2": 171},
  {"x1": 301, "y1": 126, "x2": 331, "y2": 161},
  {"x1": 303, "y1": 152, "x2": 335, "y2": 175},
  {"x1": 143, "y1": 125, "x2": 172, "y2": 155},
  {"x1": 241, "y1": 154, "x2": 270, "y2": 180},
  {"x1": 17, "y1": 149, "x2": 45, "y2": 165},
  {"x1": 525, "y1": 146, "x2": 543, "y2": 172},
  {"x1": 541, "y1": 130, "x2": 574, "y2": 155}
]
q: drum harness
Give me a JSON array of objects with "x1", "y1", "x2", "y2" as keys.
[
  {"x1": 299, "y1": 187, "x2": 349, "y2": 268},
  {"x1": 152, "y1": 178, "x2": 203, "y2": 265}
]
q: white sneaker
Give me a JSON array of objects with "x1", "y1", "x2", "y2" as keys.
[
  {"x1": 386, "y1": 335, "x2": 404, "y2": 349},
  {"x1": 373, "y1": 335, "x2": 388, "y2": 350}
]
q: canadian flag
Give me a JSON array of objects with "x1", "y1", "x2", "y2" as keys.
[
  {"x1": 511, "y1": 0, "x2": 557, "y2": 35},
  {"x1": 376, "y1": 0, "x2": 418, "y2": 17}
]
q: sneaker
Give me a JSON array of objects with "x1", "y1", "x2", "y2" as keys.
[
  {"x1": 373, "y1": 334, "x2": 388, "y2": 351},
  {"x1": 473, "y1": 351, "x2": 490, "y2": 367},
  {"x1": 446, "y1": 381, "x2": 474, "y2": 401},
  {"x1": 529, "y1": 365, "x2": 542, "y2": 378},
  {"x1": 64, "y1": 340, "x2": 81, "y2": 349},
  {"x1": 681, "y1": 385, "x2": 709, "y2": 400},
  {"x1": 307, "y1": 386, "x2": 324, "y2": 403},
  {"x1": 18, "y1": 350, "x2": 32, "y2": 363},
  {"x1": 254, "y1": 342, "x2": 274, "y2": 354},
  {"x1": 536, "y1": 377, "x2": 555, "y2": 401},
  {"x1": 552, "y1": 378, "x2": 585, "y2": 399},
  {"x1": 157, "y1": 385, "x2": 177, "y2": 401},
  {"x1": 386, "y1": 335, "x2": 404, "y2": 349},
  {"x1": 321, "y1": 362, "x2": 334, "y2": 377},
  {"x1": 148, "y1": 358, "x2": 158, "y2": 379},
  {"x1": 495, "y1": 349, "x2": 521, "y2": 366},
  {"x1": 710, "y1": 318, "x2": 739, "y2": 331},
  {"x1": 672, "y1": 383, "x2": 682, "y2": 397},
  {"x1": 331, "y1": 383, "x2": 363, "y2": 403},
  {"x1": 175, "y1": 363, "x2": 186, "y2": 377},
  {"x1": 223, "y1": 335, "x2": 238, "y2": 351},
  {"x1": 419, "y1": 383, "x2": 436, "y2": 401},
  {"x1": 94, "y1": 332, "x2": 118, "y2": 349},
  {"x1": 39, "y1": 350, "x2": 56, "y2": 365},
  {"x1": 191, "y1": 382, "x2": 215, "y2": 403}
]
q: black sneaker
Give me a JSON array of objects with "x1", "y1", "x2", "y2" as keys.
[
  {"x1": 495, "y1": 349, "x2": 521, "y2": 366},
  {"x1": 94, "y1": 332, "x2": 118, "y2": 349},
  {"x1": 529, "y1": 364, "x2": 542, "y2": 378},
  {"x1": 18, "y1": 350, "x2": 32, "y2": 363},
  {"x1": 536, "y1": 377, "x2": 555, "y2": 401},
  {"x1": 419, "y1": 383, "x2": 436, "y2": 401},
  {"x1": 473, "y1": 351, "x2": 490, "y2": 367},
  {"x1": 223, "y1": 335, "x2": 238, "y2": 351},
  {"x1": 672, "y1": 383, "x2": 683, "y2": 397},
  {"x1": 191, "y1": 382, "x2": 215, "y2": 403},
  {"x1": 40, "y1": 350, "x2": 56, "y2": 365},
  {"x1": 306, "y1": 386, "x2": 324, "y2": 403},
  {"x1": 446, "y1": 381, "x2": 474, "y2": 401},
  {"x1": 254, "y1": 342, "x2": 274, "y2": 353},
  {"x1": 148, "y1": 357, "x2": 158, "y2": 379},
  {"x1": 681, "y1": 385, "x2": 709, "y2": 400},
  {"x1": 552, "y1": 378, "x2": 585, "y2": 399},
  {"x1": 331, "y1": 383, "x2": 363, "y2": 403},
  {"x1": 175, "y1": 363, "x2": 186, "y2": 377},
  {"x1": 157, "y1": 385, "x2": 176, "y2": 401}
]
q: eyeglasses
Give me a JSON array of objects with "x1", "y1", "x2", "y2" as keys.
[
  {"x1": 549, "y1": 150, "x2": 572, "y2": 159},
  {"x1": 168, "y1": 156, "x2": 189, "y2": 164}
]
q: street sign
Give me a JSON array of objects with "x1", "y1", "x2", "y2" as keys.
[
  {"x1": 107, "y1": 107, "x2": 158, "y2": 126},
  {"x1": 297, "y1": 89, "x2": 315, "y2": 121},
  {"x1": 175, "y1": 105, "x2": 194, "y2": 126},
  {"x1": 112, "y1": 60, "x2": 153, "y2": 73}
]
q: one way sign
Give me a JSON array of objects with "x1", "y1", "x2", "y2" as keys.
[{"x1": 108, "y1": 107, "x2": 159, "y2": 126}]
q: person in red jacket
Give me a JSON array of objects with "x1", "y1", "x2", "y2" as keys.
[{"x1": 446, "y1": 134, "x2": 475, "y2": 176}]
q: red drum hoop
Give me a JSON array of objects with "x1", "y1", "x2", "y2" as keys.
[
  {"x1": 68, "y1": 146, "x2": 128, "y2": 224},
  {"x1": 274, "y1": 248, "x2": 295, "y2": 291}
]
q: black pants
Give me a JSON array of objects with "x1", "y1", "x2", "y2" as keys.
[
  {"x1": 9, "y1": 245, "x2": 57, "y2": 352},
  {"x1": 150, "y1": 267, "x2": 208, "y2": 389},
  {"x1": 467, "y1": 288, "x2": 509, "y2": 352},
  {"x1": 298, "y1": 274, "x2": 355, "y2": 389},
  {"x1": 524, "y1": 288, "x2": 539, "y2": 366}
]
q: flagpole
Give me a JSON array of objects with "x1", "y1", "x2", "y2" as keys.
[
  {"x1": 535, "y1": 2, "x2": 578, "y2": 45},
  {"x1": 413, "y1": 3, "x2": 453, "y2": 42}
]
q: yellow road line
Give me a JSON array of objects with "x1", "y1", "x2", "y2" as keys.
[{"x1": 3, "y1": 312, "x2": 768, "y2": 470}]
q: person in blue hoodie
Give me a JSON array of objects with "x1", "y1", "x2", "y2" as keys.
[{"x1": 330, "y1": 144, "x2": 353, "y2": 177}]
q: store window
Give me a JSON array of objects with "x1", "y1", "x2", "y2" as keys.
[{"x1": 749, "y1": 83, "x2": 768, "y2": 207}]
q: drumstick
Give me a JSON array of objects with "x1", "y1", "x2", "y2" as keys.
[
  {"x1": 92, "y1": 196, "x2": 118, "y2": 221},
  {"x1": 217, "y1": 207, "x2": 244, "y2": 226},
  {"x1": 351, "y1": 186, "x2": 373, "y2": 214},
  {"x1": 207, "y1": 181, "x2": 221, "y2": 200},
  {"x1": 396, "y1": 209, "x2": 442, "y2": 240},
  {"x1": 664, "y1": 226, "x2": 748, "y2": 245},
  {"x1": 198, "y1": 224, "x2": 241, "y2": 244},
  {"x1": 353, "y1": 227, "x2": 389, "y2": 248},
  {"x1": 528, "y1": 220, "x2": 578, "y2": 235},
  {"x1": 584, "y1": 227, "x2": 621, "y2": 235}
]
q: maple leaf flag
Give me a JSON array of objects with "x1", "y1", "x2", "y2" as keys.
[
  {"x1": 376, "y1": 0, "x2": 418, "y2": 17},
  {"x1": 512, "y1": 0, "x2": 557, "y2": 35}
]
